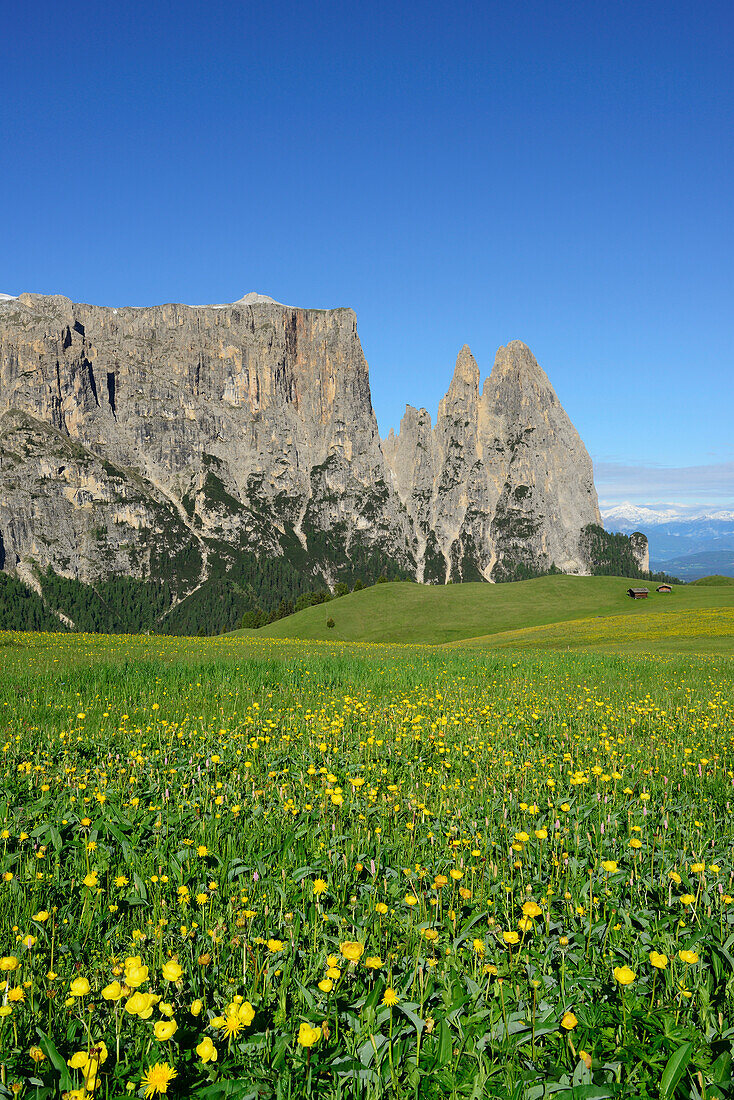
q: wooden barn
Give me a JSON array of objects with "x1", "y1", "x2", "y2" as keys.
[
  {"x1": 627, "y1": 587, "x2": 649, "y2": 599},
  {"x1": 657, "y1": 584, "x2": 673, "y2": 593}
]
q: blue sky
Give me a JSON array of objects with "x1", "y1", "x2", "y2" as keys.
[{"x1": 2, "y1": 0, "x2": 732, "y2": 507}]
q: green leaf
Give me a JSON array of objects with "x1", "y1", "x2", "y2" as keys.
[
  {"x1": 660, "y1": 1040, "x2": 693, "y2": 1100},
  {"x1": 35, "y1": 1027, "x2": 73, "y2": 1090}
]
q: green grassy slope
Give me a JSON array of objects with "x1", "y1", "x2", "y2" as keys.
[
  {"x1": 231, "y1": 575, "x2": 734, "y2": 646},
  {"x1": 690, "y1": 575, "x2": 734, "y2": 586},
  {"x1": 451, "y1": 607, "x2": 734, "y2": 655}
]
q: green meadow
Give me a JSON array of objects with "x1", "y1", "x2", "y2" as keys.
[{"x1": 1, "y1": 575, "x2": 733, "y2": 1098}]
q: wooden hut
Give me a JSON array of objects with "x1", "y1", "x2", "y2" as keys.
[
  {"x1": 627, "y1": 587, "x2": 649, "y2": 599},
  {"x1": 656, "y1": 584, "x2": 672, "y2": 593}
]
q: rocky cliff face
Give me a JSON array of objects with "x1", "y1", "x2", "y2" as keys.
[
  {"x1": 0, "y1": 291, "x2": 604, "y2": 605},
  {"x1": 382, "y1": 341, "x2": 601, "y2": 582}
]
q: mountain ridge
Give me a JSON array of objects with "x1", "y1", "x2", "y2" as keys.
[{"x1": 0, "y1": 291, "x2": 648, "y2": 631}]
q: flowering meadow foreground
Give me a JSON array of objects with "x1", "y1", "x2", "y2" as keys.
[{"x1": 0, "y1": 632, "x2": 733, "y2": 1099}]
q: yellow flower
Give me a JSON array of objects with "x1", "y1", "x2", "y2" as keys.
[
  {"x1": 318, "y1": 978, "x2": 333, "y2": 993},
  {"x1": 678, "y1": 950, "x2": 699, "y2": 965},
  {"x1": 297, "y1": 1022, "x2": 322, "y2": 1047},
  {"x1": 690, "y1": 863, "x2": 705, "y2": 873},
  {"x1": 613, "y1": 966, "x2": 636, "y2": 985},
  {"x1": 0, "y1": 957, "x2": 19, "y2": 971},
  {"x1": 0, "y1": 1006, "x2": 11, "y2": 1018},
  {"x1": 83, "y1": 872, "x2": 99, "y2": 889},
  {"x1": 649, "y1": 951, "x2": 668, "y2": 969},
  {"x1": 238, "y1": 1001, "x2": 255, "y2": 1025},
  {"x1": 503, "y1": 931, "x2": 520, "y2": 946},
  {"x1": 340, "y1": 941, "x2": 364, "y2": 963},
  {"x1": 365, "y1": 956, "x2": 383, "y2": 969},
  {"x1": 196, "y1": 1036, "x2": 218, "y2": 1063},
  {"x1": 522, "y1": 901, "x2": 542, "y2": 917},
  {"x1": 629, "y1": 839, "x2": 642, "y2": 849},
  {"x1": 190, "y1": 999, "x2": 203, "y2": 1016},
  {"x1": 124, "y1": 956, "x2": 149, "y2": 988},
  {"x1": 141, "y1": 1061, "x2": 177, "y2": 1097},
  {"x1": 601, "y1": 861, "x2": 618, "y2": 874},
  {"x1": 69, "y1": 976, "x2": 91, "y2": 997},
  {"x1": 375, "y1": 902, "x2": 388, "y2": 915},
  {"x1": 267, "y1": 939, "x2": 283, "y2": 953},
  {"x1": 313, "y1": 878, "x2": 327, "y2": 895},
  {"x1": 680, "y1": 894, "x2": 696, "y2": 905},
  {"x1": 450, "y1": 869, "x2": 463, "y2": 881},
  {"x1": 7, "y1": 987, "x2": 25, "y2": 1002},
  {"x1": 29, "y1": 1044, "x2": 46, "y2": 1063},
  {"x1": 404, "y1": 894, "x2": 418, "y2": 905},
  {"x1": 154, "y1": 1019, "x2": 178, "y2": 1041},
  {"x1": 382, "y1": 987, "x2": 398, "y2": 1006},
  {"x1": 68, "y1": 1051, "x2": 89, "y2": 1069},
  {"x1": 161, "y1": 960, "x2": 182, "y2": 983},
  {"x1": 326, "y1": 966, "x2": 341, "y2": 980},
  {"x1": 472, "y1": 939, "x2": 485, "y2": 956},
  {"x1": 32, "y1": 910, "x2": 50, "y2": 922},
  {"x1": 561, "y1": 1011, "x2": 578, "y2": 1030}
]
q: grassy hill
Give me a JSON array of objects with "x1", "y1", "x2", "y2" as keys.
[
  {"x1": 690, "y1": 574, "x2": 734, "y2": 586},
  {"x1": 230, "y1": 575, "x2": 734, "y2": 648}
]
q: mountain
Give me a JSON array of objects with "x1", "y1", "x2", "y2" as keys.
[
  {"x1": 0, "y1": 291, "x2": 646, "y2": 632},
  {"x1": 383, "y1": 341, "x2": 603, "y2": 582},
  {"x1": 600, "y1": 502, "x2": 734, "y2": 576}
]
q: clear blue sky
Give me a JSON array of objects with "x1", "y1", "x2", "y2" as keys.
[{"x1": 2, "y1": 0, "x2": 732, "y2": 507}]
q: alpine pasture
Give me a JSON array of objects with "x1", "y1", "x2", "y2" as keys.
[{"x1": 1, "y1": 578, "x2": 734, "y2": 1099}]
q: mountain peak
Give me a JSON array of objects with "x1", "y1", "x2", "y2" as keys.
[
  {"x1": 438, "y1": 346, "x2": 479, "y2": 419},
  {"x1": 233, "y1": 292, "x2": 284, "y2": 306}
]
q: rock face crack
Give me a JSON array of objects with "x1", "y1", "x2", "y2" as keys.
[{"x1": 0, "y1": 295, "x2": 601, "y2": 589}]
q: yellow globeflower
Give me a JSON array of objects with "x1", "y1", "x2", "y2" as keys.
[
  {"x1": 69, "y1": 977, "x2": 91, "y2": 997},
  {"x1": 238, "y1": 1001, "x2": 255, "y2": 1025},
  {"x1": 161, "y1": 960, "x2": 183, "y2": 983},
  {"x1": 68, "y1": 1050, "x2": 89, "y2": 1069},
  {"x1": 318, "y1": 979, "x2": 333, "y2": 993},
  {"x1": 375, "y1": 902, "x2": 388, "y2": 915},
  {"x1": 190, "y1": 999, "x2": 203, "y2": 1016},
  {"x1": 154, "y1": 1019, "x2": 178, "y2": 1041},
  {"x1": 340, "y1": 942, "x2": 364, "y2": 963},
  {"x1": 601, "y1": 861, "x2": 618, "y2": 874},
  {"x1": 0, "y1": 1006, "x2": 12, "y2": 1018},
  {"x1": 561, "y1": 1011, "x2": 578, "y2": 1030},
  {"x1": 404, "y1": 894, "x2": 418, "y2": 906},
  {"x1": 297, "y1": 1022, "x2": 322, "y2": 1048},
  {"x1": 0, "y1": 957, "x2": 19, "y2": 971},
  {"x1": 518, "y1": 916, "x2": 534, "y2": 933},
  {"x1": 613, "y1": 966, "x2": 636, "y2": 985},
  {"x1": 690, "y1": 863, "x2": 705, "y2": 874},
  {"x1": 649, "y1": 951, "x2": 668, "y2": 969},
  {"x1": 678, "y1": 950, "x2": 699, "y2": 965},
  {"x1": 522, "y1": 901, "x2": 542, "y2": 917},
  {"x1": 503, "y1": 931, "x2": 520, "y2": 946},
  {"x1": 196, "y1": 1036, "x2": 218, "y2": 1063},
  {"x1": 365, "y1": 956, "x2": 383, "y2": 969},
  {"x1": 83, "y1": 872, "x2": 99, "y2": 889},
  {"x1": 680, "y1": 895, "x2": 696, "y2": 905}
]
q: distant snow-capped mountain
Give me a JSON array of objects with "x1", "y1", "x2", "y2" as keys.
[
  {"x1": 600, "y1": 502, "x2": 734, "y2": 576},
  {"x1": 601, "y1": 502, "x2": 734, "y2": 526}
]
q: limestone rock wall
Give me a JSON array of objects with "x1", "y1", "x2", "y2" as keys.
[{"x1": 0, "y1": 292, "x2": 602, "y2": 592}]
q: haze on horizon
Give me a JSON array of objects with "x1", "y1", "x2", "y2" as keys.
[{"x1": 2, "y1": 0, "x2": 732, "y2": 512}]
